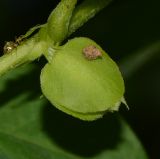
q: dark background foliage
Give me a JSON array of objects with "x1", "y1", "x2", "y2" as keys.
[{"x1": 0, "y1": 0, "x2": 160, "y2": 158}]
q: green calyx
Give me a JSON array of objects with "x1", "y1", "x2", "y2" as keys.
[
  {"x1": 0, "y1": 0, "x2": 123, "y2": 121},
  {"x1": 40, "y1": 37, "x2": 125, "y2": 121}
]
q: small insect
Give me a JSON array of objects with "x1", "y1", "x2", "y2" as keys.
[
  {"x1": 83, "y1": 45, "x2": 102, "y2": 60},
  {"x1": 3, "y1": 35, "x2": 24, "y2": 54},
  {"x1": 15, "y1": 35, "x2": 24, "y2": 44},
  {"x1": 3, "y1": 41, "x2": 18, "y2": 54}
]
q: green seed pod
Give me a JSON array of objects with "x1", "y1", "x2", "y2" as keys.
[{"x1": 40, "y1": 37, "x2": 125, "y2": 121}]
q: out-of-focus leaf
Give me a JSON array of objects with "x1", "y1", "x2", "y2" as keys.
[
  {"x1": 120, "y1": 41, "x2": 160, "y2": 79},
  {"x1": 0, "y1": 64, "x2": 148, "y2": 159}
]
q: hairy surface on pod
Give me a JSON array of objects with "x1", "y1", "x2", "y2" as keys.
[{"x1": 40, "y1": 37, "x2": 125, "y2": 121}]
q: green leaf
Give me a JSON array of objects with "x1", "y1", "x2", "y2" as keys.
[
  {"x1": 40, "y1": 37, "x2": 125, "y2": 121},
  {"x1": 0, "y1": 64, "x2": 147, "y2": 159},
  {"x1": 120, "y1": 41, "x2": 160, "y2": 79}
]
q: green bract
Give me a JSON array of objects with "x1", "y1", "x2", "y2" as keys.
[{"x1": 40, "y1": 37, "x2": 125, "y2": 121}]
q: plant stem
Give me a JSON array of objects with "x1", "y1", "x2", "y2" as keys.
[
  {"x1": 0, "y1": 36, "x2": 47, "y2": 76},
  {"x1": 0, "y1": 0, "x2": 113, "y2": 76},
  {"x1": 68, "y1": 0, "x2": 113, "y2": 36}
]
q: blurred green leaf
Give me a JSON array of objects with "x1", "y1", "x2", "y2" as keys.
[
  {"x1": 0, "y1": 64, "x2": 148, "y2": 159},
  {"x1": 120, "y1": 41, "x2": 160, "y2": 79}
]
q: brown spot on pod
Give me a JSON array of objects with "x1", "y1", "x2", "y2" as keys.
[{"x1": 83, "y1": 45, "x2": 102, "y2": 60}]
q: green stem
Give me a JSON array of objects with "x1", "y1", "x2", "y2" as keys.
[
  {"x1": 68, "y1": 0, "x2": 113, "y2": 36},
  {"x1": 0, "y1": 35, "x2": 47, "y2": 76},
  {"x1": 0, "y1": 0, "x2": 113, "y2": 76}
]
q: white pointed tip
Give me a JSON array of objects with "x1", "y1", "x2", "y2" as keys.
[
  {"x1": 109, "y1": 97, "x2": 129, "y2": 112},
  {"x1": 121, "y1": 97, "x2": 129, "y2": 110}
]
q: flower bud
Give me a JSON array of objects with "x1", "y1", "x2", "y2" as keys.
[
  {"x1": 40, "y1": 37, "x2": 125, "y2": 121},
  {"x1": 47, "y1": 0, "x2": 77, "y2": 44}
]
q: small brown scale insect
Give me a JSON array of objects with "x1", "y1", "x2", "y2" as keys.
[
  {"x1": 3, "y1": 35, "x2": 24, "y2": 54},
  {"x1": 83, "y1": 45, "x2": 102, "y2": 60}
]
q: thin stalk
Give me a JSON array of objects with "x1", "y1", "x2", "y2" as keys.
[
  {"x1": 68, "y1": 0, "x2": 113, "y2": 36},
  {"x1": 0, "y1": 0, "x2": 113, "y2": 76},
  {"x1": 0, "y1": 36, "x2": 47, "y2": 76}
]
